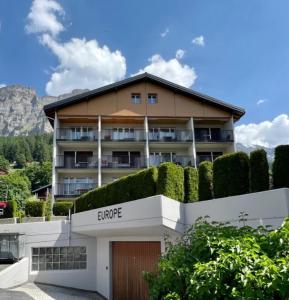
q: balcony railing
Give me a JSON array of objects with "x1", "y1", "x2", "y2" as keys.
[
  {"x1": 149, "y1": 155, "x2": 193, "y2": 167},
  {"x1": 196, "y1": 154, "x2": 222, "y2": 166},
  {"x1": 195, "y1": 129, "x2": 233, "y2": 142},
  {"x1": 56, "y1": 128, "x2": 98, "y2": 141},
  {"x1": 101, "y1": 155, "x2": 146, "y2": 168},
  {"x1": 55, "y1": 183, "x2": 97, "y2": 197},
  {"x1": 101, "y1": 129, "x2": 145, "y2": 142},
  {"x1": 56, "y1": 155, "x2": 98, "y2": 168},
  {"x1": 149, "y1": 129, "x2": 192, "y2": 142}
]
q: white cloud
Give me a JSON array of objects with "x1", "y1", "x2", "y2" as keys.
[
  {"x1": 257, "y1": 99, "x2": 267, "y2": 106},
  {"x1": 235, "y1": 114, "x2": 289, "y2": 148},
  {"x1": 192, "y1": 35, "x2": 205, "y2": 46},
  {"x1": 133, "y1": 54, "x2": 197, "y2": 88},
  {"x1": 26, "y1": 0, "x2": 65, "y2": 37},
  {"x1": 41, "y1": 34, "x2": 126, "y2": 96},
  {"x1": 0, "y1": 83, "x2": 6, "y2": 88},
  {"x1": 175, "y1": 49, "x2": 185, "y2": 59},
  {"x1": 160, "y1": 28, "x2": 169, "y2": 38}
]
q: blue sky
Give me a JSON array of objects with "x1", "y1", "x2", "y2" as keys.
[{"x1": 0, "y1": 0, "x2": 288, "y2": 136}]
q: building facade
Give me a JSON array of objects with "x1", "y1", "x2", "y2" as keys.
[{"x1": 44, "y1": 73, "x2": 245, "y2": 201}]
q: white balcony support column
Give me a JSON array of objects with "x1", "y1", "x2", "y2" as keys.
[
  {"x1": 144, "y1": 116, "x2": 150, "y2": 167},
  {"x1": 52, "y1": 112, "x2": 59, "y2": 205},
  {"x1": 189, "y1": 117, "x2": 197, "y2": 167},
  {"x1": 98, "y1": 116, "x2": 102, "y2": 187},
  {"x1": 231, "y1": 116, "x2": 236, "y2": 152}
]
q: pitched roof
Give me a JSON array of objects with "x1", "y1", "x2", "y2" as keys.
[{"x1": 44, "y1": 72, "x2": 245, "y2": 123}]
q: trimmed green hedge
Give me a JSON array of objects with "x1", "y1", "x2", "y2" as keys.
[
  {"x1": 76, "y1": 167, "x2": 158, "y2": 212},
  {"x1": 213, "y1": 152, "x2": 249, "y2": 198},
  {"x1": 198, "y1": 161, "x2": 213, "y2": 201},
  {"x1": 1, "y1": 200, "x2": 17, "y2": 219},
  {"x1": 25, "y1": 200, "x2": 45, "y2": 217},
  {"x1": 184, "y1": 167, "x2": 198, "y2": 202},
  {"x1": 250, "y1": 149, "x2": 269, "y2": 192},
  {"x1": 53, "y1": 201, "x2": 73, "y2": 216},
  {"x1": 157, "y1": 162, "x2": 184, "y2": 202},
  {"x1": 273, "y1": 145, "x2": 289, "y2": 188}
]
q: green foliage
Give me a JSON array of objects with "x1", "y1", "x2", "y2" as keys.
[
  {"x1": 157, "y1": 163, "x2": 184, "y2": 202},
  {"x1": 25, "y1": 200, "x2": 45, "y2": 217},
  {"x1": 53, "y1": 201, "x2": 73, "y2": 216},
  {"x1": 21, "y1": 161, "x2": 52, "y2": 191},
  {"x1": 0, "y1": 155, "x2": 10, "y2": 171},
  {"x1": 198, "y1": 161, "x2": 213, "y2": 201},
  {"x1": 0, "y1": 171, "x2": 31, "y2": 208},
  {"x1": 213, "y1": 152, "x2": 249, "y2": 198},
  {"x1": 44, "y1": 195, "x2": 52, "y2": 221},
  {"x1": 273, "y1": 145, "x2": 289, "y2": 188},
  {"x1": 76, "y1": 167, "x2": 158, "y2": 212},
  {"x1": 1, "y1": 200, "x2": 17, "y2": 219},
  {"x1": 184, "y1": 167, "x2": 198, "y2": 203},
  {"x1": 249, "y1": 149, "x2": 269, "y2": 192},
  {"x1": 145, "y1": 218, "x2": 289, "y2": 299}
]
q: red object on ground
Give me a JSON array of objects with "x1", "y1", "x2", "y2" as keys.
[{"x1": 0, "y1": 202, "x2": 8, "y2": 208}]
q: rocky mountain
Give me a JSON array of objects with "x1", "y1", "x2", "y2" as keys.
[
  {"x1": 236, "y1": 143, "x2": 274, "y2": 163},
  {"x1": 0, "y1": 85, "x2": 88, "y2": 136}
]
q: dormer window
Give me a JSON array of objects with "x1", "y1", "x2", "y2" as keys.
[
  {"x1": 148, "y1": 93, "x2": 157, "y2": 104},
  {"x1": 131, "y1": 93, "x2": 141, "y2": 104}
]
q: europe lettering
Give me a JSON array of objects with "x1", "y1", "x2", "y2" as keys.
[{"x1": 97, "y1": 207, "x2": 122, "y2": 221}]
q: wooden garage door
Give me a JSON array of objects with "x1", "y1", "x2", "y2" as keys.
[{"x1": 112, "y1": 241, "x2": 161, "y2": 300}]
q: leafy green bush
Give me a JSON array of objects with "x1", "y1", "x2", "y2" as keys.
[
  {"x1": 198, "y1": 161, "x2": 213, "y2": 200},
  {"x1": 76, "y1": 167, "x2": 158, "y2": 212},
  {"x1": 53, "y1": 201, "x2": 73, "y2": 216},
  {"x1": 145, "y1": 218, "x2": 289, "y2": 299},
  {"x1": 25, "y1": 200, "x2": 45, "y2": 217},
  {"x1": 184, "y1": 167, "x2": 198, "y2": 202},
  {"x1": 249, "y1": 149, "x2": 269, "y2": 192},
  {"x1": 156, "y1": 163, "x2": 184, "y2": 202},
  {"x1": 0, "y1": 155, "x2": 10, "y2": 171},
  {"x1": 1, "y1": 200, "x2": 17, "y2": 219},
  {"x1": 213, "y1": 152, "x2": 249, "y2": 198},
  {"x1": 273, "y1": 145, "x2": 289, "y2": 188}
]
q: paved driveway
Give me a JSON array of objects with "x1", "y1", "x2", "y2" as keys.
[{"x1": 0, "y1": 283, "x2": 104, "y2": 300}]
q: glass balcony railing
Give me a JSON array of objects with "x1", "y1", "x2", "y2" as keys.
[
  {"x1": 195, "y1": 129, "x2": 233, "y2": 142},
  {"x1": 101, "y1": 129, "x2": 145, "y2": 141},
  {"x1": 196, "y1": 154, "x2": 222, "y2": 166},
  {"x1": 149, "y1": 155, "x2": 193, "y2": 167},
  {"x1": 56, "y1": 155, "x2": 98, "y2": 168},
  {"x1": 101, "y1": 155, "x2": 146, "y2": 168},
  {"x1": 149, "y1": 129, "x2": 192, "y2": 142},
  {"x1": 55, "y1": 183, "x2": 97, "y2": 198},
  {"x1": 56, "y1": 128, "x2": 98, "y2": 141}
]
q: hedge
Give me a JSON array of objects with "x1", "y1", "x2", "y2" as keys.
[
  {"x1": 184, "y1": 167, "x2": 198, "y2": 202},
  {"x1": 53, "y1": 201, "x2": 73, "y2": 216},
  {"x1": 25, "y1": 200, "x2": 45, "y2": 217},
  {"x1": 249, "y1": 149, "x2": 269, "y2": 192},
  {"x1": 198, "y1": 161, "x2": 213, "y2": 201},
  {"x1": 157, "y1": 162, "x2": 184, "y2": 202},
  {"x1": 213, "y1": 152, "x2": 249, "y2": 198},
  {"x1": 76, "y1": 167, "x2": 158, "y2": 212},
  {"x1": 273, "y1": 145, "x2": 289, "y2": 188},
  {"x1": 0, "y1": 200, "x2": 17, "y2": 219}
]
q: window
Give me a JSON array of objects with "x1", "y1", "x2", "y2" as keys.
[
  {"x1": 131, "y1": 93, "x2": 141, "y2": 104},
  {"x1": 31, "y1": 246, "x2": 87, "y2": 271},
  {"x1": 148, "y1": 93, "x2": 157, "y2": 104}
]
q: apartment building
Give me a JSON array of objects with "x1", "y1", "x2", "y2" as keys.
[{"x1": 44, "y1": 73, "x2": 245, "y2": 201}]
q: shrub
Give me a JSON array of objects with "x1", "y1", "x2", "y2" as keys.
[
  {"x1": 213, "y1": 152, "x2": 249, "y2": 198},
  {"x1": 198, "y1": 161, "x2": 213, "y2": 200},
  {"x1": 76, "y1": 167, "x2": 158, "y2": 212},
  {"x1": 25, "y1": 200, "x2": 45, "y2": 217},
  {"x1": 53, "y1": 201, "x2": 73, "y2": 216},
  {"x1": 249, "y1": 149, "x2": 269, "y2": 192},
  {"x1": 145, "y1": 218, "x2": 289, "y2": 299},
  {"x1": 156, "y1": 163, "x2": 184, "y2": 202},
  {"x1": 1, "y1": 200, "x2": 17, "y2": 219},
  {"x1": 273, "y1": 145, "x2": 289, "y2": 188},
  {"x1": 184, "y1": 167, "x2": 198, "y2": 202}
]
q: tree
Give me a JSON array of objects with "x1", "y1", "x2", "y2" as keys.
[
  {"x1": 273, "y1": 145, "x2": 289, "y2": 188},
  {"x1": 198, "y1": 161, "x2": 213, "y2": 200},
  {"x1": 0, "y1": 155, "x2": 10, "y2": 171}
]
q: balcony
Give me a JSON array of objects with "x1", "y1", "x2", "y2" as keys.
[
  {"x1": 101, "y1": 155, "x2": 146, "y2": 169},
  {"x1": 101, "y1": 129, "x2": 145, "y2": 142},
  {"x1": 196, "y1": 153, "x2": 222, "y2": 166},
  {"x1": 195, "y1": 129, "x2": 233, "y2": 143},
  {"x1": 149, "y1": 155, "x2": 193, "y2": 167},
  {"x1": 149, "y1": 129, "x2": 192, "y2": 142},
  {"x1": 56, "y1": 128, "x2": 98, "y2": 141},
  {"x1": 55, "y1": 183, "x2": 97, "y2": 198},
  {"x1": 56, "y1": 155, "x2": 98, "y2": 168}
]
